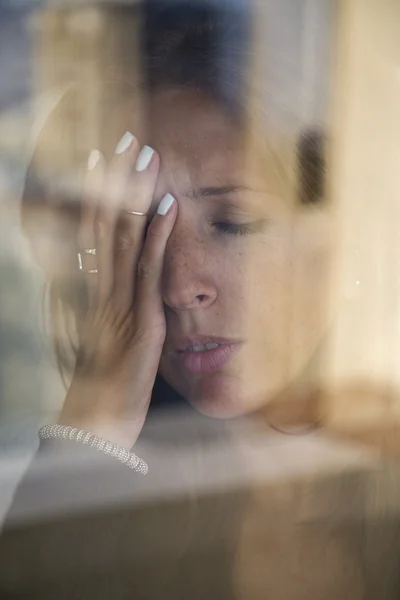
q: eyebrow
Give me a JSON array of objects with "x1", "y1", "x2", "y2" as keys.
[{"x1": 189, "y1": 186, "x2": 248, "y2": 201}]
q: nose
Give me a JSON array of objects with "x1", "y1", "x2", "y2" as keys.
[{"x1": 162, "y1": 226, "x2": 218, "y2": 312}]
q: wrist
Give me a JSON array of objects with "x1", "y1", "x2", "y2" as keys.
[
  {"x1": 60, "y1": 380, "x2": 146, "y2": 448},
  {"x1": 57, "y1": 414, "x2": 140, "y2": 449}
]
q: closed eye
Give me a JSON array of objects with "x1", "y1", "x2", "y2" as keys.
[
  {"x1": 212, "y1": 221, "x2": 262, "y2": 236},
  {"x1": 213, "y1": 222, "x2": 254, "y2": 236}
]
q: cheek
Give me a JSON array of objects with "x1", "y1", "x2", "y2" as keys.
[
  {"x1": 248, "y1": 219, "x2": 334, "y2": 319},
  {"x1": 233, "y1": 225, "x2": 333, "y2": 354},
  {"x1": 292, "y1": 219, "x2": 334, "y2": 326},
  {"x1": 274, "y1": 219, "x2": 335, "y2": 378},
  {"x1": 236, "y1": 234, "x2": 294, "y2": 320}
]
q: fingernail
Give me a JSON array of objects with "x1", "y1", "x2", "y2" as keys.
[
  {"x1": 135, "y1": 145, "x2": 155, "y2": 172},
  {"x1": 87, "y1": 149, "x2": 100, "y2": 170},
  {"x1": 157, "y1": 193, "x2": 175, "y2": 216},
  {"x1": 115, "y1": 131, "x2": 135, "y2": 155}
]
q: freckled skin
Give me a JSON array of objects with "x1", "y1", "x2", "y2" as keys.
[{"x1": 145, "y1": 89, "x2": 334, "y2": 418}]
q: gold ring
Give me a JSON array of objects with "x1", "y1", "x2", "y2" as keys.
[{"x1": 122, "y1": 208, "x2": 147, "y2": 217}]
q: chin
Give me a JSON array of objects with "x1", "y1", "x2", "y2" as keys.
[
  {"x1": 187, "y1": 393, "x2": 246, "y2": 419},
  {"x1": 163, "y1": 367, "x2": 270, "y2": 419}
]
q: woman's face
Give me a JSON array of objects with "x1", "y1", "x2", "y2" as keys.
[{"x1": 145, "y1": 89, "x2": 333, "y2": 418}]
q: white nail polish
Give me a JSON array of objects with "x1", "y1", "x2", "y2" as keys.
[
  {"x1": 157, "y1": 193, "x2": 175, "y2": 216},
  {"x1": 135, "y1": 145, "x2": 155, "y2": 172},
  {"x1": 115, "y1": 131, "x2": 134, "y2": 155},
  {"x1": 87, "y1": 149, "x2": 100, "y2": 171}
]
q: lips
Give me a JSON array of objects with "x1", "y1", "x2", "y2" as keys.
[{"x1": 172, "y1": 336, "x2": 241, "y2": 375}]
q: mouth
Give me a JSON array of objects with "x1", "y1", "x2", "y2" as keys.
[{"x1": 172, "y1": 336, "x2": 242, "y2": 375}]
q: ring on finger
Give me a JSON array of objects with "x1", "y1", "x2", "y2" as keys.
[
  {"x1": 122, "y1": 208, "x2": 147, "y2": 217},
  {"x1": 78, "y1": 248, "x2": 98, "y2": 273}
]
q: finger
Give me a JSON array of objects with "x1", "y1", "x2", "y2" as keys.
[
  {"x1": 114, "y1": 145, "x2": 159, "y2": 310},
  {"x1": 78, "y1": 149, "x2": 105, "y2": 307},
  {"x1": 135, "y1": 193, "x2": 177, "y2": 329},
  {"x1": 96, "y1": 131, "x2": 139, "y2": 302}
]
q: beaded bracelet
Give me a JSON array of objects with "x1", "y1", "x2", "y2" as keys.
[{"x1": 39, "y1": 424, "x2": 148, "y2": 475}]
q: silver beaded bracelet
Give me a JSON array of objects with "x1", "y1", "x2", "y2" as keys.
[{"x1": 39, "y1": 424, "x2": 148, "y2": 475}]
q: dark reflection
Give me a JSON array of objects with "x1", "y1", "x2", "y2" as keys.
[{"x1": 145, "y1": 0, "x2": 250, "y2": 111}]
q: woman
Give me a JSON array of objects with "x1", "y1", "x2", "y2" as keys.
[{"x1": 1, "y1": 4, "x2": 399, "y2": 600}]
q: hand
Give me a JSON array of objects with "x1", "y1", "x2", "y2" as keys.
[{"x1": 58, "y1": 133, "x2": 177, "y2": 448}]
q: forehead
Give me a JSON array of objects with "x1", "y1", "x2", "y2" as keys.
[
  {"x1": 148, "y1": 89, "x2": 243, "y2": 167},
  {"x1": 146, "y1": 89, "x2": 285, "y2": 198}
]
